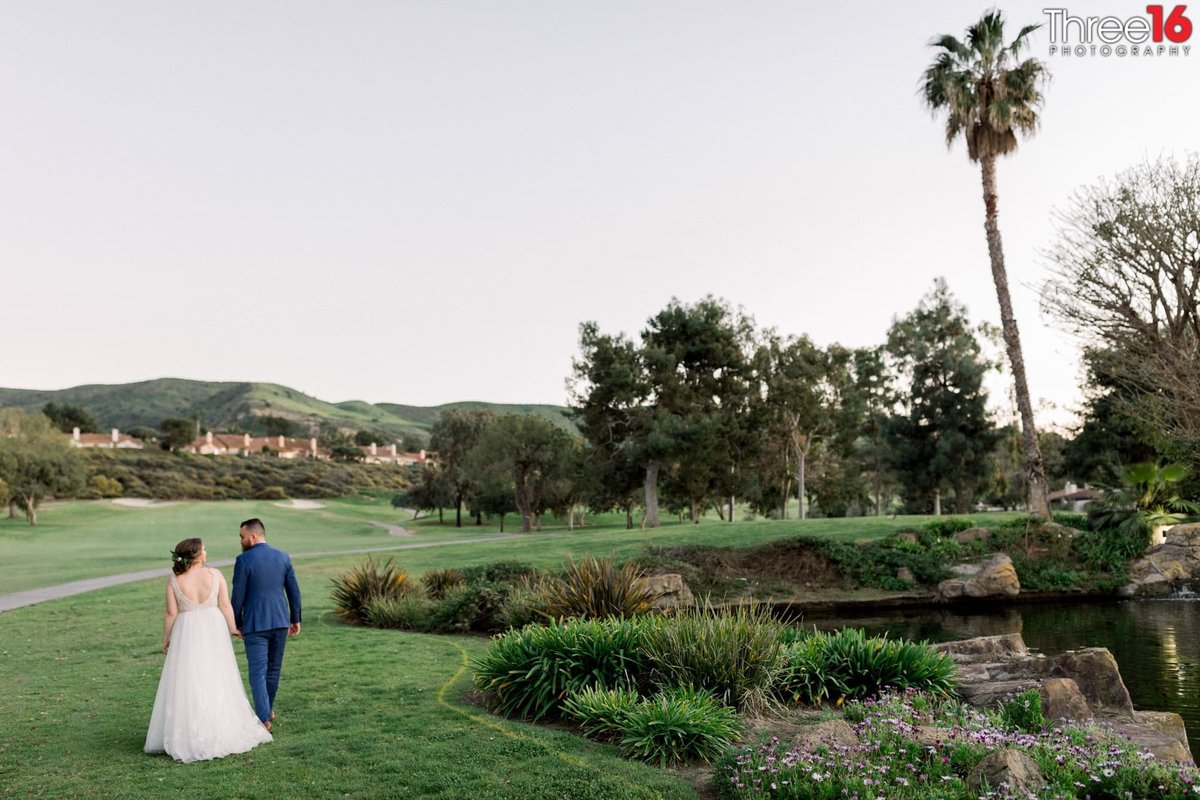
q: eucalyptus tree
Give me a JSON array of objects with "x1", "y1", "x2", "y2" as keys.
[
  {"x1": 429, "y1": 408, "x2": 493, "y2": 527},
  {"x1": 922, "y1": 10, "x2": 1051, "y2": 518},
  {"x1": 465, "y1": 413, "x2": 576, "y2": 533},
  {"x1": 754, "y1": 333, "x2": 828, "y2": 519},
  {"x1": 0, "y1": 409, "x2": 85, "y2": 525}
]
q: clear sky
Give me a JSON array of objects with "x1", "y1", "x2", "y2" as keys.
[{"x1": 3, "y1": 1, "x2": 1197, "y2": 426}]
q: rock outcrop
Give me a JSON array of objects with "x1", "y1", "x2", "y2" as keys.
[
  {"x1": 937, "y1": 553, "x2": 1021, "y2": 601},
  {"x1": 635, "y1": 573, "x2": 695, "y2": 610},
  {"x1": 1120, "y1": 523, "x2": 1200, "y2": 598},
  {"x1": 966, "y1": 750, "x2": 1044, "y2": 796},
  {"x1": 938, "y1": 632, "x2": 1192, "y2": 766}
]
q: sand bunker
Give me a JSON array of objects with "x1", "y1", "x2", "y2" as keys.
[
  {"x1": 111, "y1": 498, "x2": 178, "y2": 508},
  {"x1": 273, "y1": 499, "x2": 326, "y2": 510}
]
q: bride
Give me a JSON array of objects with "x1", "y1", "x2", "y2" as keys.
[{"x1": 145, "y1": 538, "x2": 273, "y2": 762}]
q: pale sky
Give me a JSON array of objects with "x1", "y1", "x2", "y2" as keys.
[{"x1": 3, "y1": 2, "x2": 1197, "y2": 428}]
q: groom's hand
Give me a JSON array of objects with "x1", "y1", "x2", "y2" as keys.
[{"x1": 288, "y1": 623, "x2": 300, "y2": 638}]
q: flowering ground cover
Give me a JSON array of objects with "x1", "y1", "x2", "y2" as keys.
[{"x1": 717, "y1": 690, "x2": 1200, "y2": 799}]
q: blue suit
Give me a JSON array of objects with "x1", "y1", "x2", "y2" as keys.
[{"x1": 232, "y1": 542, "x2": 302, "y2": 723}]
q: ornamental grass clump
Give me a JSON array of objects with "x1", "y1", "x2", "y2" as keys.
[
  {"x1": 420, "y1": 568, "x2": 465, "y2": 600},
  {"x1": 364, "y1": 593, "x2": 434, "y2": 631},
  {"x1": 642, "y1": 604, "x2": 786, "y2": 715},
  {"x1": 497, "y1": 575, "x2": 553, "y2": 629},
  {"x1": 617, "y1": 686, "x2": 741, "y2": 767},
  {"x1": 564, "y1": 685, "x2": 740, "y2": 766},
  {"x1": 330, "y1": 557, "x2": 411, "y2": 624},
  {"x1": 544, "y1": 555, "x2": 656, "y2": 620},
  {"x1": 472, "y1": 616, "x2": 660, "y2": 720},
  {"x1": 779, "y1": 628, "x2": 957, "y2": 705},
  {"x1": 716, "y1": 689, "x2": 1200, "y2": 800}
]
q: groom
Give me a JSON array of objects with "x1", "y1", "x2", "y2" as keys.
[{"x1": 231, "y1": 518, "x2": 302, "y2": 731}]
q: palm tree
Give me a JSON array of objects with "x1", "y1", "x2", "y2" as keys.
[{"x1": 921, "y1": 10, "x2": 1052, "y2": 519}]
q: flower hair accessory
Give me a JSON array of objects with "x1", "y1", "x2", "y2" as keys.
[{"x1": 171, "y1": 552, "x2": 190, "y2": 566}]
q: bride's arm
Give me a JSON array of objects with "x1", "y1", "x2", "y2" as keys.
[
  {"x1": 162, "y1": 581, "x2": 178, "y2": 653},
  {"x1": 215, "y1": 570, "x2": 242, "y2": 638}
]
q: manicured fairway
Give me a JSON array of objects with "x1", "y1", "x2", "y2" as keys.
[{"x1": 0, "y1": 500, "x2": 1022, "y2": 799}]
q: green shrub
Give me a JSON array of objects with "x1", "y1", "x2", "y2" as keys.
[
  {"x1": 779, "y1": 628, "x2": 957, "y2": 704},
  {"x1": 462, "y1": 561, "x2": 539, "y2": 585},
  {"x1": 364, "y1": 593, "x2": 435, "y2": 631},
  {"x1": 421, "y1": 568, "x2": 466, "y2": 600},
  {"x1": 472, "y1": 617, "x2": 659, "y2": 720},
  {"x1": 642, "y1": 604, "x2": 785, "y2": 714},
  {"x1": 330, "y1": 557, "x2": 411, "y2": 624},
  {"x1": 498, "y1": 576, "x2": 553, "y2": 629},
  {"x1": 429, "y1": 582, "x2": 511, "y2": 633},
  {"x1": 997, "y1": 688, "x2": 1045, "y2": 733},
  {"x1": 544, "y1": 555, "x2": 655, "y2": 620},
  {"x1": 561, "y1": 686, "x2": 640, "y2": 739},
  {"x1": 921, "y1": 517, "x2": 977, "y2": 537},
  {"x1": 780, "y1": 631, "x2": 849, "y2": 705},
  {"x1": 617, "y1": 686, "x2": 740, "y2": 767}
]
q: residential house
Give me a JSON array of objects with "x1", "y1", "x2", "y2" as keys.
[{"x1": 69, "y1": 427, "x2": 144, "y2": 449}]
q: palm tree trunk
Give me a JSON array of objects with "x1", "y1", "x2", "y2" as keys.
[{"x1": 980, "y1": 154, "x2": 1051, "y2": 520}]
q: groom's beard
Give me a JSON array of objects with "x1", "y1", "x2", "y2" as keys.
[{"x1": 241, "y1": 541, "x2": 251, "y2": 552}]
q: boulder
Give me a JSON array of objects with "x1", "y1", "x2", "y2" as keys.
[
  {"x1": 957, "y1": 680, "x2": 1041, "y2": 709},
  {"x1": 790, "y1": 720, "x2": 858, "y2": 752},
  {"x1": 966, "y1": 749, "x2": 1044, "y2": 796},
  {"x1": 1106, "y1": 716, "x2": 1193, "y2": 765},
  {"x1": 1120, "y1": 523, "x2": 1200, "y2": 597},
  {"x1": 894, "y1": 532, "x2": 919, "y2": 544},
  {"x1": 635, "y1": 573, "x2": 695, "y2": 611},
  {"x1": 952, "y1": 526, "x2": 991, "y2": 544},
  {"x1": 1133, "y1": 710, "x2": 1190, "y2": 750},
  {"x1": 1039, "y1": 678, "x2": 1092, "y2": 723},
  {"x1": 937, "y1": 554, "x2": 1020, "y2": 601},
  {"x1": 896, "y1": 566, "x2": 915, "y2": 583},
  {"x1": 935, "y1": 633, "x2": 1029, "y2": 660},
  {"x1": 1051, "y1": 648, "x2": 1134, "y2": 718}
]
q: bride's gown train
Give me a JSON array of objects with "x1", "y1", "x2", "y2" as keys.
[{"x1": 144, "y1": 570, "x2": 273, "y2": 762}]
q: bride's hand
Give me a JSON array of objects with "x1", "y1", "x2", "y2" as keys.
[
  {"x1": 161, "y1": 641, "x2": 169, "y2": 654},
  {"x1": 231, "y1": 629, "x2": 243, "y2": 640}
]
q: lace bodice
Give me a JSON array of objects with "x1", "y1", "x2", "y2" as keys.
[{"x1": 171, "y1": 570, "x2": 219, "y2": 612}]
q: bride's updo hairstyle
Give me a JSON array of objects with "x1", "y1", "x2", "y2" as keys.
[{"x1": 171, "y1": 538, "x2": 203, "y2": 575}]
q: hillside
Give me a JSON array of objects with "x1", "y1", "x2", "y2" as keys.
[{"x1": 0, "y1": 379, "x2": 575, "y2": 441}]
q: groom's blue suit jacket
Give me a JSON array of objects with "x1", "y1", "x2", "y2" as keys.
[{"x1": 231, "y1": 542, "x2": 302, "y2": 633}]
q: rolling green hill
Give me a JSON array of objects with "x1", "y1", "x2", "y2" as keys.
[{"x1": 0, "y1": 379, "x2": 575, "y2": 441}]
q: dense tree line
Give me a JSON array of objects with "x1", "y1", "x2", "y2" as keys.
[{"x1": 405, "y1": 285, "x2": 1060, "y2": 530}]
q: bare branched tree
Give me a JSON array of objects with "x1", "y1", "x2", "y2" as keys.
[{"x1": 1042, "y1": 154, "x2": 1200, "y2": 447}]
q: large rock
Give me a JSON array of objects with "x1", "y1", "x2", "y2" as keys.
[
  {"x1": 790, "y1": 720, "x2": 858, "y2": 752},
  {"x1": 952, "y1": 526, "x2": 991, "y2": 544},
  {"x1": 1120, "y1": 523, "x2": 1200, "y2": 597},
  {"x1": 1107, "y1": 715, "x2": 1193, "y2": 765},
  {"x1": 635, "y1": 573, "x2": 694, "y2": 611},
  {"x1": 1051, "y1": 648, "x2": 1135, "y2": 718},
  {"x1": 966, "y1": 750, "x2": 1044, "y2": 796},
  {"x1": 1039, "y1": 678, "x2": 1092, "y2": 723},
  {"x1": 937, "y1": 554, "x2": 1020, "y2": 601},
  {"x1": 936, "y1": 633, "x2": 1028, "y2": 660}
]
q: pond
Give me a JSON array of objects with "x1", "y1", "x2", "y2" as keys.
[{"x1": 791, "y1": 598, "x2": 1200, "y2": 760}]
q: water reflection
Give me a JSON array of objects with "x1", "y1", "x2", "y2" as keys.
[{"x1": 793, "y1": 599, "x2": 1200, "y2": 760}]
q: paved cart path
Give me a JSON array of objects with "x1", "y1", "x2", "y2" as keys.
[{"x1": 0, "y1": 532, "x2": 520, "y2": 613}]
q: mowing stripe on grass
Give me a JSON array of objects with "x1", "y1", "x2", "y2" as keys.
[{"x1": 436, "y1": 639, "x2": 670, "y2": 800}]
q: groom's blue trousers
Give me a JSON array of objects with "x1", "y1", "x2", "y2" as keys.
[{"x1": 243, "y1": 628, "x2": 288, "y2": 723}]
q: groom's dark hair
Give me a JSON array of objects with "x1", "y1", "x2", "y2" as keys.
[{"x1": 240, "y1": 518, "x2": 266, "y2": 537}]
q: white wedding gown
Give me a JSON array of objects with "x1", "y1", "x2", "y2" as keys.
[{"x1": 144, "y1": 570, "x2": 273, "y2": 762}]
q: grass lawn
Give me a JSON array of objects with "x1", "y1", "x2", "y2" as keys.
[
  {"x1": 0, "y1": 497, "x2": 1022, "y2": 596},
  {"x1": 0, "y1": 500, "x2": 1024, "y2": 799}
]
